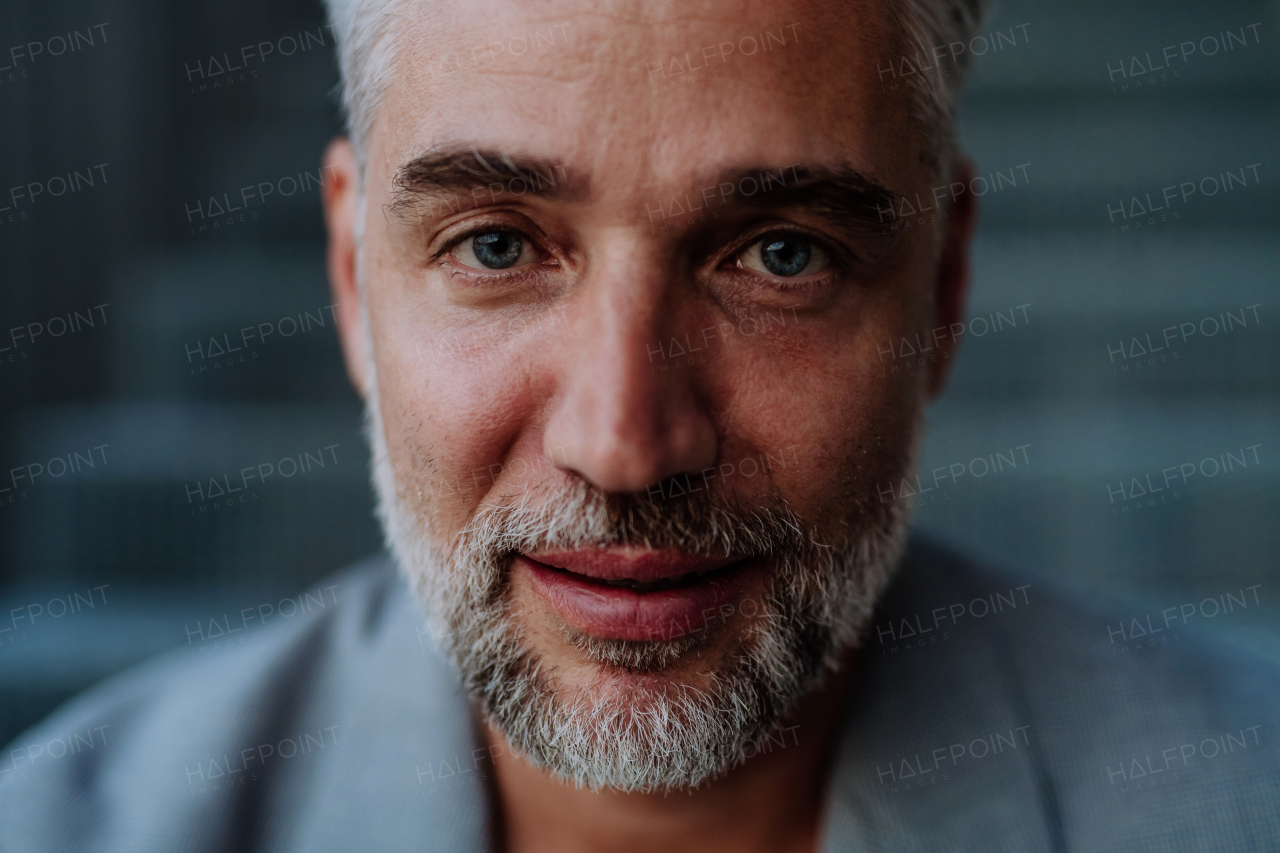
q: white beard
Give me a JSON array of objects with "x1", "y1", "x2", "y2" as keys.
[{"x1": 363, "y1": 351, "x2": 916, "y2": 792}]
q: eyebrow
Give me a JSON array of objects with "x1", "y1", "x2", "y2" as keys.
[
  {"x1": 709, "y1": 164, "x2": 905, "y2": 235},
  {"x1": 388, "y1": 146, "x2": 579, "y2": 220},
  {"x1": 389, "y1": 148, "x2": 906, "y2": 236}
]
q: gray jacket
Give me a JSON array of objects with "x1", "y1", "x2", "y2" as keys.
[{"x1": 2, "y1": 537, "x2": 1277, "y2": 851}]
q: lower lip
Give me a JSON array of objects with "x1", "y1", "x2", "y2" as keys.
[{"x1": 518, "y1": 555, "x2": 753, "y2": 642}]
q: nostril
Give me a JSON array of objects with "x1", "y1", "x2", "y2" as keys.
[{"x1": 542, "y1": 337, "x2": 718, "y2": 494}]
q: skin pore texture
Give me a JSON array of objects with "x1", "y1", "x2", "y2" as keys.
[{"x1": 320, "y1": 1, "x2": 977, "y2": 851}]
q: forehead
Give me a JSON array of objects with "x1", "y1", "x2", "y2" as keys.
[{"x1": 372, "y1": 0, "x2": 916, "y2": 198}]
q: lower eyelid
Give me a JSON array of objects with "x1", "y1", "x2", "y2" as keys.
[{"x1": 439, "y1": 254, "x2": 559, "y2": 283}]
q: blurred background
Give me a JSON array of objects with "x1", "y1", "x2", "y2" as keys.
[{"x1": 0, "y1": 0, "x2": 1276, "y2": 746}]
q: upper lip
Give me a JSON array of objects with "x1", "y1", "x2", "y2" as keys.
[{"x1": 522, "y1": 548, "x2": 741, "y2": 582}]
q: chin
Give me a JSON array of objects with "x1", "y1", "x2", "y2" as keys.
[{"x1": 364, "y1": 389, "x2": 915, "y2": 790}]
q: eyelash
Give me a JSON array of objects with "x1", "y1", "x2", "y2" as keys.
[
  {"x1": 432, "y1": 222, "x2": 517, "y2": 263},
  {"x1": 717, "y1": 227, "x2": 842, "y2": 290},
  {"x1": 433, "y1": 221, "x2": 555, "y2": 282},
  {"x1": 433, "y1": 221, "x2": 843, "y2": 289}
]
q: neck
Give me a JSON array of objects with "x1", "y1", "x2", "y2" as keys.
[{"x1": 484, "y1": 649, "x2": 863, "y2": 853}]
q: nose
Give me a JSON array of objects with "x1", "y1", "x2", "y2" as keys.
[{"x1": 542, "y1": 249, "x2": 717, "y2": 494}]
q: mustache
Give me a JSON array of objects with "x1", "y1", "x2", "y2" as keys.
[{"x1": 449, "y1": 476, "x2": 822, "y2": 567}]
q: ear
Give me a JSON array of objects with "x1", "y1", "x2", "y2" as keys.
[
  {"x1": 926, "y1": 156, "x2": 979, "y2": 399},
  {"x1": 322, "y1": 137, "x2": 370, "y2": 398}
]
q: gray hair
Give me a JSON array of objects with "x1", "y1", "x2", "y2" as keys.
[
  {"x1": 886, "y1": 0, "x2": 987, "y2": 170},
  {"x1": 325, "y1": 0, "x2": 403, "y2": 174},
  {"x1": 323, "y1": 0, "x2": 987, "y2": 179}
]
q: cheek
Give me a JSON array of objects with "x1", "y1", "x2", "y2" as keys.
[
  {"x1": 710, "y1": 294, "x2": 923, "y2": 527},
  {"x1": 376, "y1": 338, "x2": 537, "y2": 525}
]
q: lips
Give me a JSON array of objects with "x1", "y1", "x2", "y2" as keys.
[
  {"x1": 526, "y1": 548, "x2": 740, "y2": 583},
  {"x1": 517, "y1": 549, "x2": 754, "y2": 643},
  {"x1": 555, "y1": 569, "x2": 719, "y2": 594}
]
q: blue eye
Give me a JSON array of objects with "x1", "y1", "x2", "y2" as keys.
[
  {"x1": 470, "y1": 231, "x2": 523, "y2": 269},
  {"x1": 739, "y1": 233, "x2": 829, "y2": 278},
  {"x1": 451, "y1": 230, "x2": 534, "y2": 270},
  {"x1": 762, "y1": 236, "x2": 809, "y2": 276}
]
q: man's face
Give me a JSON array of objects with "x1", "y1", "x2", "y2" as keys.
[{"x1": 326, "y1": 0, "x2": 972, "y2": 790}]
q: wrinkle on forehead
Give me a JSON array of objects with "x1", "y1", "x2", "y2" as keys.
[{"x1": 370, "y1": 0, "x2": 919, "y2": 213}]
